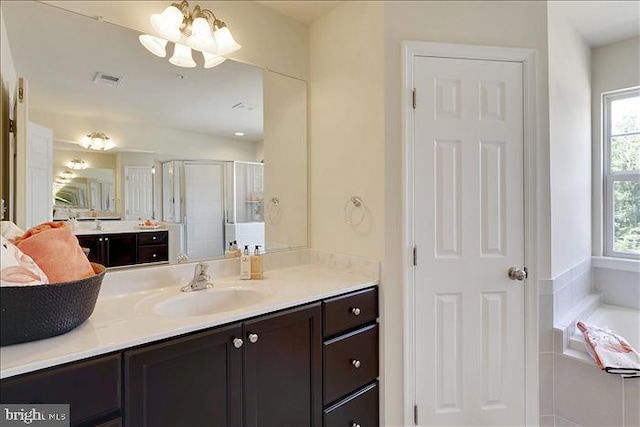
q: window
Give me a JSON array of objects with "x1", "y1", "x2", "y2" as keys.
[{"x1": 603, "y1": 88, "x2": 640, "y2": 258}]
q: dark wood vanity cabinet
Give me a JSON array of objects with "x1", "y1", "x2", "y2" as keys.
[
  {"x1": 243, "y1": 303, "x2": 322, "y2": 427},
  {"x1": 322, "y1": 287, "x2": 379, "y2": 427},
  {"x1": 77, "y1": 233, "x2": 137, "y2": 267},
  {"x1": 124, "y1": 303, "x2": 322, "y2": 427},
  {"x1": 124, "y1": 324, "x2": 243, "y2": 427},
  {"x1": 0, "y1": 287, "x2": 377, "y2": 427},
  {"x1": 77, "y1": 231, "x2": 168, "y2": 268},
  {"x1": 0, "y1": 353, "x2": 122, "y2": 427}
]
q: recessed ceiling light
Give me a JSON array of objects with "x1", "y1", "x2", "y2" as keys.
[{"x1": 234, "y1": 132, "x2": 245, "y2": 136}]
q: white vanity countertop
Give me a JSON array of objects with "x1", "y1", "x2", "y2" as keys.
[
  {"x1": 0, "y1": 264, "x2": 378, "y2": 379},
  {"x1": 74, "y1": 227, "x2": 167, "y2": 236}
]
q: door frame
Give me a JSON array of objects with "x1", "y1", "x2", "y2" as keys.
[{"x1": 401, "y1": 41, "x2": 540, "y2": 426}]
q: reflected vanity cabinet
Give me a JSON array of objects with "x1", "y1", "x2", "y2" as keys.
[{"x1": 77, "y1": 231, "x2": 168, "y2": 268}]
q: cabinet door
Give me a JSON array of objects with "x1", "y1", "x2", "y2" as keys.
[
  {"x1": 124, "y1": 324, "x2": 243, "y2": 427},
  {"x1": 77, "y1": 235, "x2": 102, "y2": 264},
  {"x1": 243, "y1": 303, "x2": 322, "y2": 427},
  {"x1": 104, "y1": 233, "x2": 137, "y2": 267},
  {"x1": 0, "y1": 354, "x2": 121, "y2": 426}
]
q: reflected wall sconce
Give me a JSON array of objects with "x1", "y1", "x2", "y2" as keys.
[
  {"x1": 80, "y1": 132, "x2": 114, "y2": 151},
  {"x1": 67, "y1": 159, "x2": 88, "y2": 170},
  {"x1": 60, "y1": 170, "x2": 75, "y2": 180},
  {"x1": 139, "y1": 0, "x2": 241, "y2": 69}
]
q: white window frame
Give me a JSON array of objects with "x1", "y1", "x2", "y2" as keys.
[{"x1": 603, "y1": 87, "x2": 640, "y2": 259}]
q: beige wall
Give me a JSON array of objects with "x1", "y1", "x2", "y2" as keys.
[
  {"x1": 548, "y1": 2, "x2": 592, "y2": 277},
  {"x1": 44, "y1": 1, "x2": 309, "y2": 81},
  {"x1": 263, "y1": 71, "x2": 307, "y2": 250},
  {"x1": 309, "y1": 1, "x2": 385, "y2": 261},
  {"x1": 591, "y1": 36, "x2": 640, "y2": 255},
  {"x1": 382, "y1": 2, "x2": 549, "y2": 424}
]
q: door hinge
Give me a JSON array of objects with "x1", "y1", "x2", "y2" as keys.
[
  {"x1": 414, "y1": 404, "x2": 418, "y2": 425},
  {"x1": 412, "y1": 88, "x2": 416, "y2": 109},
  {"x1": 18, "y1": 79, "x2": 24, "y2": 102},
  {"x1": 412, "y1": 245, "x2": 418, "y2": 266},
  {"x1": 8, "y1": 119, "x2": 14, "y2": 133}
]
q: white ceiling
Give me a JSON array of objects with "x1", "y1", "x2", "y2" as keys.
[
  {"x1": 256, "y1": 1, "x2": 341, "y2": 25},
  {"x1": 2, "y1": 1, "x2": 264, "y2": 142},
  {"x1": 553, "y1": 1, "x2": 640, "y2": 47}
]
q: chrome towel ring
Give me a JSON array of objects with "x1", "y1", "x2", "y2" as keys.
[
  {"x1": 344, "y1": 196, "x2": 366, "y2": 226},
  {"x1": 267, "y1": 197, "x2": 281, "y2": 224}
]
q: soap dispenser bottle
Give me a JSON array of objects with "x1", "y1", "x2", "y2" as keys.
[
  {"x1": 250, "y1": 245, "x2": 263, "y2": 280},
  {"x1": 240, "y1": 245, "x2": 251, "y2": 280},
  {"x1": 225, "y1": 242, "x2": 235, "y2": 259}
]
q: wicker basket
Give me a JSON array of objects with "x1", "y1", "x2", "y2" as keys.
[{"x1": 0, "y1": 263, "x2": 106, "y2": 346}]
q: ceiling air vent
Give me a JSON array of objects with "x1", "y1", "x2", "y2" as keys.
[
  {"x1": 92, "y1": 72, "x2": 123, "y2": 87},
  {"x1": 231, "y1": 102, "x2": 259, "y2": 112}
]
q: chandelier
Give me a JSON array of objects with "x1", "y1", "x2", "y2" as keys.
[
  {"x1": 139, "y1": 0, "x2": 241, "y2": 69},
  {"x1": 80, "y1": 132, "x2": 114, "y2": 151},
  {"x1": 67, "y1": 159, "x2": 88, "y2": 170}
]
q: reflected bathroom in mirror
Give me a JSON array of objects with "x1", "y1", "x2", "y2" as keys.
[{"x1": 3, "y1": 0, "x2": 307, "y2": 265}]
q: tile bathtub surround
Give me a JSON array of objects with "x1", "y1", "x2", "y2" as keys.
[
  {"x1": 553, "y1": 354, "x2": 626, "y2": 427},
  {"x1": 594, "y1": 267, "x2": 640, "y2": 310},
  {"x1": 549, "y1": 258, "x2": 593, "y2": 321}
]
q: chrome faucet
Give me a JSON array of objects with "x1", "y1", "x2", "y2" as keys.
[
  {"x1": 94, "y1": 219, "x2": 102, "y2": 231},
  {"x1": 181, "y1": 262, "x2": 214, "y2": 292}
]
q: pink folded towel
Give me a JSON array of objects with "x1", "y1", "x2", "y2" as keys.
[
  {"x1": 14, "y1": 222, "x2": 95, "y2": 283},
  {"x1": 577, "y1": 321, "x2": 640, "y2": 378}
]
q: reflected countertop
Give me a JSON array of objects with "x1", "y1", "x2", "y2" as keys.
[{"x1": 0, "y1": 264, "x2": 378, "y2": 379}]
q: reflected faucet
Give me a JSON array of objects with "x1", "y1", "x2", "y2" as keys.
[{"x1": 181, "y1": 262, "x2": 214, "y2": 292}]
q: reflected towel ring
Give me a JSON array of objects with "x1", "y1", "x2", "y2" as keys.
[
  {"x1": 344, "y1": 196, "x2": 365, "y2": 226},
  {"x1": 267, "y1": 197, "x2": 281, "y2": 224}
]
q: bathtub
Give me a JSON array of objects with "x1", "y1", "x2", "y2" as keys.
[{"x1": 569, "y1": 303, "x2": 640, "y2": 353}]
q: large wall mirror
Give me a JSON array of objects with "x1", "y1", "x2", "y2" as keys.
[{"x1": 3, "y1": 0, "x2": 307, "y2": 264}]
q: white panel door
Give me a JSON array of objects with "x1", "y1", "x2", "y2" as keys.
[
  {"x1": 124, "y1": 166, "x2": 153, "y2": 220},
  {"x1": 413, "y1": 57, "x2": 525, "y2": 425},
  {"x1": 26, "y1": 122, "x2": 53, "y2": 228},
  {"x1": 184, "y1": 162, "x2": 225, "y2": 261}
]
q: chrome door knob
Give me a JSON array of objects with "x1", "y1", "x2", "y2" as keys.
[
  {"x1": 351, "y1": 359, "x2": 361, "y2": 368},
  {"x1": 351, "y1": 307, "x2": 361, "y2": 316},
  {"x1": 233, "y1": 338, "x2": 243, "y2": 348},
  {"x1": 508, "y1": 267, "x2": 527, "y2": 281},
  {"x1": 248, "y1": 333, "x2": 259, "y2": 343}
]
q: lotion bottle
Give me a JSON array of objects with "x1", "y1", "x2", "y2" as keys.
[
  {"x1": 225, "y1": 242, "x2": 235, "y2": 259},
  {"x1": 240, "y1": 245, "x2": 251, "y2": 280},
  {"x1": 250, "y1": 245, "x2": 263, "y2": 280}
]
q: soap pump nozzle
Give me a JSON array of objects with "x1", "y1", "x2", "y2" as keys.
[
  {"x1": 254, "y1": 245, "x2": 262, "y2": 255},
  {"x1": 243, "y1": 245, "x2": 250, "y2": 255}
]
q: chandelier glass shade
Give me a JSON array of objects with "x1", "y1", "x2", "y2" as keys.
[
  {"x1": 67, "y1": 159, "x2": 88, "y2": 170},
  {"x1": 80, "y1": 132, "x2": 114, "y2": 151},
  {"x1": 139, "y1": 0, "x2": 240, "y2": 69},
  {"x1": 60, "y1": 170, "x2": 75, "y2": 180}
]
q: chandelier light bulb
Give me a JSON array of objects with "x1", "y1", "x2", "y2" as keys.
[
  {"x1": 80, "y1": 132, "x2": 113, "y2": 151},
  {"x1": 187, "y1": 17, "x2": 217, "y2": 52},
  {"x1": 169, "y1": 43, "x2": 197, "y2": 68},
  {"x1": 139, "y1": 34, "x2": 169, "y2": 58},
  {"x1": 150, "y1": 5, "x2": 184, "y2": 42},
  {"x1": 213, "y1": 22, "x2": 241, "y2": 56},
  {"x1": 202, "y1": 51, "x2": 226, "y2": 69}
]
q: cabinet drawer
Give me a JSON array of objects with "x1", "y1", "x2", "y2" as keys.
[
  {"x1": 138, "y1": 244, "x2": 168, "y2": 263},
  {"x1": 324, "y1": 324, "x2": 378, "y2": 405},
  {"x1": 0, "y1": 354, "x2": 121, "y2": 426},
  {"x1": 323, "y1": 287, "x2": 377, "y2": 337},
  {"x1": 324, "y1": 381, "x2": 379, "y2": 427},
  {"x1": 138, "y1": 231, "x2": 168, "y2": 245}
]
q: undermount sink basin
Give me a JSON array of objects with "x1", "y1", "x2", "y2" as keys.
[{"x1": 153, "y1": 287, "x2": 265, "y2": 317}]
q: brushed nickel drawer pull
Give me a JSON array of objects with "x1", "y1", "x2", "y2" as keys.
[
  {"x1": 351, "y1": 359, "x2": 361, "y2": 368},
  {"x1": 351, "y1": 307, "x2": 361, "y2": 316}
]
